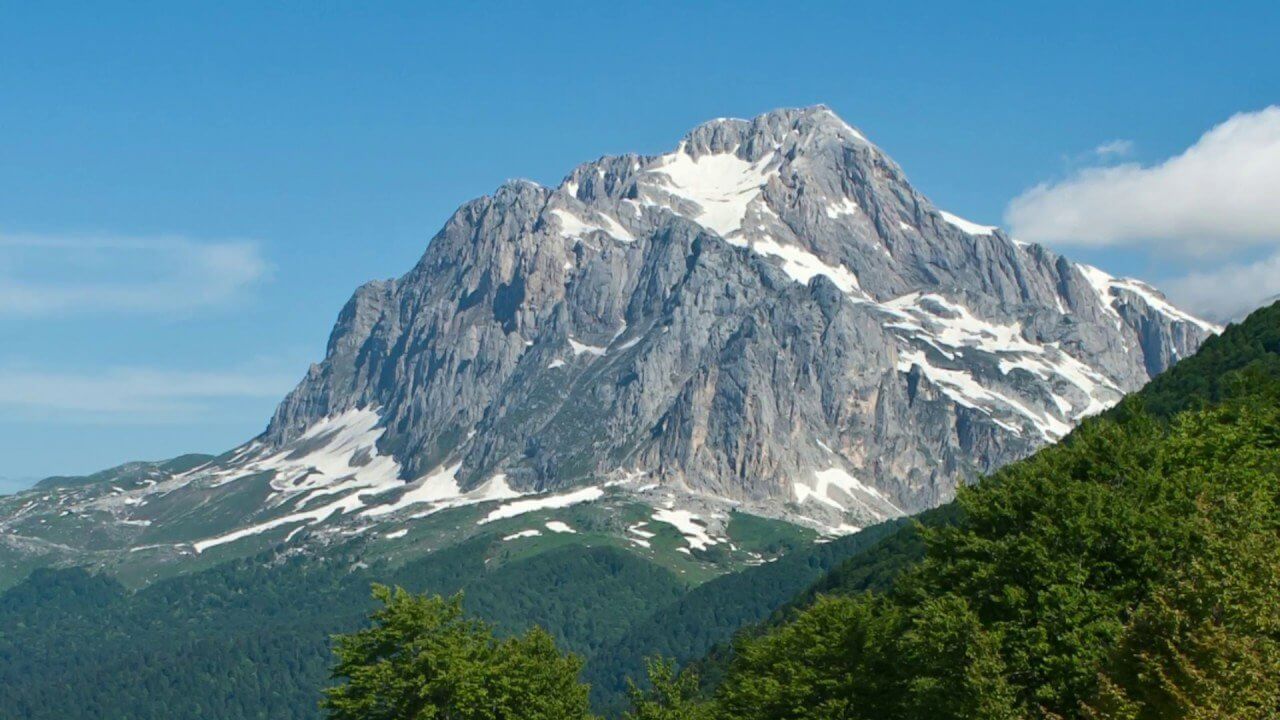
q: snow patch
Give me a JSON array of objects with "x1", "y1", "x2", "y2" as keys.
[
  {"x1": 189, "y1": 409, "x2": 416, "y2": 552},
  {"x1": 479, "y1": 485, "x2": 605, "y2": 524},
  {"x1": 235, "y1": 409, "x2": 403, "y2": 504},
  {"x1": 1077, "y1": 264, "x2": 1123, "y2": 325},
  {"x1": 879, "y1": 293, "x2": 1126, "y2": 427},
  {"x1": 997, "y1": 344, "x2": 1121, "y2": 420},
  {"x1": 884, "y1": 293, "x2": 1042, "y2": 355},
  {"x1": 544, "y1": 520, "x2": 576, "y2": 534},
  {"x1": 641, "y1": 149, "x2": 776, "y2": 238},
  {"x1": 825, "y1": 197, "x2": 860, "y2": 218},
  {"x1": 898, "y1": 349, "x2": 1072, "y2": 440},
  {"x1": 362, "y1": 466, "x2": 522, "y2": 520},
  {"x1": 651, "y1": 508, "x2": 719, "y2": 551},
  {"x1": 613, "y1": 336, "x2": 641, "y2": 352},
  {"x1": 1112, "y1": 278, "x2": 1221, "y2": 333},
  {"x1": 939, "y1": 210, "x2": 998, "y2": 236},
  {"x1": 817, "y1": 107, "x2": 869, "y2": 142},
  {"x1": 194, "y1": 490, "x2": 362, "y2": 553},
  {"x1": 750, "y1": 236, "x2": 861, "y2": 294},
  {"x1": 1075, "y1": 263, "x2": 1219, "y2": 333},
  {"x1": 628, "y1": 522, "x2": 656, "y2": 539},
  {"x1": 550, "y1": 207, "x2": 634, "y2": 243},
  {"x1": 793, "y1": 467, "x2": 901, "y2": 518},
  {"x1": 361, "y1": 462, "x2": 465, "y2": 518},
  {"x1": 196, "y1": 459, "x2": 523, "y2": 553},
  {"x1": 568, "y1": 338, "x2": 607, "y2": 357}
]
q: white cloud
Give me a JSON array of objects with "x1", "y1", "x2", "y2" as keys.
[
  {"x1": 1161, "y1": 251, "x2": 1280, "y2": 322},
  {"x1": 1006, "y1": 107, "x2": 1280, "y2": 254},
  {"x1": 0, "y1": 232, "x2": 269, "y2": 316},
  {"x1": 0, "y1": 366, "x2": 295, "y2": 421},
  {"x1": 1092, "y1": 139, "x2": 1134, "y2": 159}
]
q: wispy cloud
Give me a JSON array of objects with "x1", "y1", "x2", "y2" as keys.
[
  {"x1": 0, "y1": 232, "x2": 270, "y2": 316},
  {"x1": 1092, "y1": 139, "x2": 1134, "y2": 159},
  {"x1": 0, "y1": 366, "x2": 296, "y2": 422},
  {"x1": 1161, "y1": 251, "x2": 1280, "y2": 322},
  {"x1": 1006, "y1": 107, "x2": 1280, "y2": 254}
]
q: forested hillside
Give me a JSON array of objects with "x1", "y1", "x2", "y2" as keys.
[
  {"x1": 682, "y1": 301, "x2": 1280, "y2": 718},
  {"x1": 0, "y1": 537, "x2": 680, "y2": 719},
  {"x1": 0, "y1": 512, "x2": 896, "y2": 717},
  {"x1": 584, "y1": 517, "x2": 909, "y2": 714}
]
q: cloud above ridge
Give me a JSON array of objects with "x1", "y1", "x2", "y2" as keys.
[
  {"x1": 1006, "y1": 107, "x2": 1280, "y2": 255},
  {"x1": 1161, "y1": 250, "x2": 1280, "y2": 321}
]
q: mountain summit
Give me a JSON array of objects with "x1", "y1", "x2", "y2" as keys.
[{"x1": 0, "y1": 107, "x2": 1215, "y2": 572}]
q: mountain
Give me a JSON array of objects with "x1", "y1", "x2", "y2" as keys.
[{"x1": 0, "y1": 106, "x2": 1215, "y2": 585}]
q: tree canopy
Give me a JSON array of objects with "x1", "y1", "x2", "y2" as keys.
[
  {"x1": 322, "y1": 586, "x2": 594, "y2": 720},
  {"x1": 708, "y1": 401, "x2": 1280, "y2": 719}
]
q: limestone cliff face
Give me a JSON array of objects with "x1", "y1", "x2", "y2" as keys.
[{"x1": 263, "y1": 106, "x2": 1215, "y2": 527}]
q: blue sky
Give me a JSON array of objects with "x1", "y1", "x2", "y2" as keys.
[{"x1": 2, "y1": 1, "x2": 1278, "y2": 486}]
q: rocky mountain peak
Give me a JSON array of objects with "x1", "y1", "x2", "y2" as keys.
[
  {"x1": 679, "y1": 105, "x2": 872, "y2": 158},
  {"x1": 247, "y1": 106, "x2": 1212, "y2": 528},
  {"x1": 0, "y1": 107, "x2": 1218, "y2": 565}
]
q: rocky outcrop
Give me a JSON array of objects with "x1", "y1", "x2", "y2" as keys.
[{"x1": 258, "y1": 106, "x2": 1214, "y2": 529}]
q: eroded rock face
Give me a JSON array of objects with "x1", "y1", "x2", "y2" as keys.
[{"x1": 263, "y1": 106, "x2": 1215, "y2": 528}]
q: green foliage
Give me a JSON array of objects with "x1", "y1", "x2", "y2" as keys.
[
  {"x1": 715, "y1": 593, "x2": 903, "y2": 719},
  {"x1": 322, "y1": 586, "x2": 593, "y2": 720},
  {"x1": 1086, "y1": 446, "x2": 1280, "y2": 720},
  {"x1": 723, "y1": 512, "x2": 816, "y2": 557},
  {"x1": 1109, "y1": 301, "x2": 1280, "y2": 422},
  {"x1": 464, "y1": 545, "x2": 685, "y2": 659},
  {"x1": 709, "y1": 399, "x2": 1280, "y2": 718},
  {"x1": 0, "y1": 540, "x2": 682, "y2": 719},
  {"x1": 623, "y1": 659, "x2": 713, "y2": 720},
  {"x1": 587, "y1": 517, "x2": 909, "y2": 714},
  {"x1": 790, "y1": 503, "x2": 956, "y2": 603},
  {"x1": 0, "y1": 548, "x2": 378, "y2": 719}
]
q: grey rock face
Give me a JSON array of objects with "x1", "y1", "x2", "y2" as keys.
[{"x1": 259, "y1": 106, "x2": 1213, "y2": 528}]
